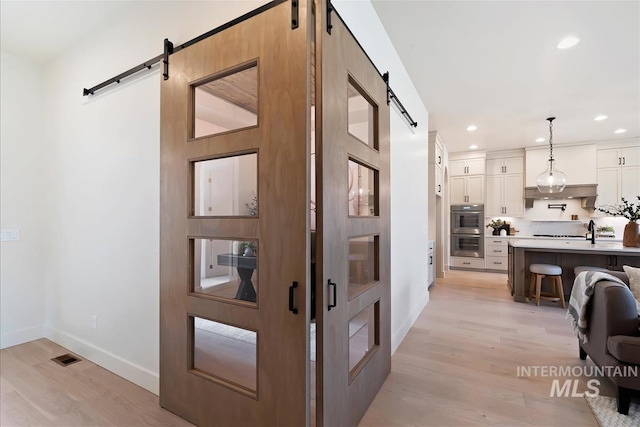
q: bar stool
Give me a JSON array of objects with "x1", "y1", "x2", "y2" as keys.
[{"x1": 529, "y1": 264, "x2": 565, "y2": 308}]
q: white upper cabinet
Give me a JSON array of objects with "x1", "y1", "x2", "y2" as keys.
[
  {"x1": 486, "y1": 172, "x2": 524, "y2": 216},
  {"x1": 435, "y1": 143, "x2": 444, "y2": 168},
  {"x1": 451, "y1": 157, "x2": 485, "y2": 176},
  {"x1": 525, "y1": 144, "x2": 597, "y2": 186},
  {"x1": 596, "y1": 143, "x2": 640, "y2": 210},
  {"x1": 486, "y1": 153, "x2": 524, "y2": 216},
  {"x1": 487, "y1": 157, "x2": 523, "y2": 175},
  {"x1": 597, "y1": 146, "x2": 640, "y2": 168},
  {"x1": 450, "y1": 175, "x2": 484, "y2": 204}
]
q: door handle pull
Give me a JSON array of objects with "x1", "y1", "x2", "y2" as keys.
[
  {"x1": 328, "y1": 280, "x2": 337, "y2": 311},
  {"x1": 429, "y1": 255, "x2": 433, "y2": 265},
  {"x1": 289, "y1": 281, "x2": 298, "y2": 314}
]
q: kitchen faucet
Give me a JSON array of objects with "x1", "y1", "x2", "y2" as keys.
[{"x1": 587, "y1": 220, "x2": 596, "y2": 244}]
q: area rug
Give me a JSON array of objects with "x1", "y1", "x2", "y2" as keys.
[{"x1": 585, "y1": 395, "x2": 640, "y2": 427}]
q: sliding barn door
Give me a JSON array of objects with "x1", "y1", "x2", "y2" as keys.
[
  {"x1": 315, "y1": 2, "x2": 392, "y2": 425},
  {"x1": 160, "y1": 1, "x2": 312, "y2": 425}
]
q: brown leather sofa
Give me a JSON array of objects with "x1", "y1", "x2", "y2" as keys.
[{"x1": 577, "y1": 269, "x2": 640, "y2": 415}]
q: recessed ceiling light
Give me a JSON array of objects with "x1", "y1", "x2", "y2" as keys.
[
  {"x1": 469, "y1": 144, "x2": 478, "y2": 150},
  {"x1": 557, "y1": 36, "x2": 580, "y2": 49},
  {"x1": 467, "y1": 125, "x2": 477, "y2": 131},
  {"x1": 535, "y1": 137, "x2": 546, "y2": 143},
  {"x1": 614, "y1": 128, "x2": 627, "y2": 134},
  {"x1": 594, "y1": 115, "x2": 608, "y2": 121}
]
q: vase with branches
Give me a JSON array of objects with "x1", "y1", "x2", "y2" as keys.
[{"x1": 597, "y1": 196, "x2": 640, "y2": 247}]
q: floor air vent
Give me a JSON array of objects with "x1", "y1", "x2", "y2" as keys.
[{"x1": 51, "y1": 353, "x2": 81, "y2": 367}]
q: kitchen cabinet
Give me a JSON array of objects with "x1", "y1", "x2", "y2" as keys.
[
  {"x1": 428, "y1": 240, "x2": 435, "y2": 287},
  {"x1": 435, "y1": 166, "x2": 443, "y2": 197},
  {"x1": 450, "y1": 157, "x2": 485, "y2": 176},
  {"x1": 525, "y1": 144, "x2": 596, "y2": 186},
  {"x1": 429, "y1": 132, "x2": 445, "y2": 198},
  {"x1": 597, "y1": 146, "x2": 640, "y2": 168},
  {"x1": 486, "y1": 173, "x2": 524, "y2": 216},
  {"x1": 597, "y1": 167, "x2": 640, "y2": 206},
  {"x1": 596, "y1": 145, "x2": 640, "y2": 209},
  {"x1": 435, "y1": 139, "x2": 444, "y2": 197},
  {"x1": 451, "y1": 175, "x2": 484, "y2": 204},
  {"x1": 450, "y1": 256, "x2": 485, "y2": 269},
  {"x1": 486, "y1": 157, "x2": 523, "y2": 175},
  {"x1": 485, "y1": 236, "x2": 508, "y2": 271},
  {"x1": 486, "y1": 154, "x2": 524, "y2": 216}
]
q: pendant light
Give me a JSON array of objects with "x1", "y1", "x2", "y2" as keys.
[{"x1": 536, "y1": 117, "x2": 567, "y2": 193}]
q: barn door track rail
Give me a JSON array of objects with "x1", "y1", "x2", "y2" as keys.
[
  {"x1": 83, "y1": 0, "x2": 418, "y2": 129},
  {"x1": 329, "y1": 3, "x2": 418, "y2": 129},
  {"x1": 83, "y1": 0, "x2": 289, "y2": 96}
]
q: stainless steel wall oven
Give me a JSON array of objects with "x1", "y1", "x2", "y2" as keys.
[{"x1": 451, "y1": 205, "x2": 484, "y2": 257}]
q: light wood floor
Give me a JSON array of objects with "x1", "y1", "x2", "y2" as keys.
[
  {"x1": 1, "y1": 270, "x2": 610, "y2": 426},
  {"x1": 359, "y1": 270, "x2": 604, "y2": 426}
]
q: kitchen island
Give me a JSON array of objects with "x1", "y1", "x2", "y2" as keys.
[{"x1": 508, "y1": 239, "x2": 640, "y2": 303}]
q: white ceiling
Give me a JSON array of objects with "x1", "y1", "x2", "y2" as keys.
[
  {"x1": 2, "y1": 1, "x2": 638, "y2": 155},
  {"x1": 371, "y1": 0, "x2": 640, "y2": 153}
]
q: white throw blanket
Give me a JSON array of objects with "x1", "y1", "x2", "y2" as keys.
[{"x1": 566, "y1": 271, "x2": 626, "y2": 344}]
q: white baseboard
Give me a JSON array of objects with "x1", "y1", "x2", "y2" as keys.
[
  {"x1": 44, "y1": 325, "x2": 159, "y2": 395},
  {"x1": 0, "y1": 325, "x2": 44, "y2": 349},
  {"x1": 391, "y1": 289, "x2": 429, "y2": 355}
]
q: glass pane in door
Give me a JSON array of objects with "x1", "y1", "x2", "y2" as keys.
[
  {"x1": 348, "y1": 159, "x2": 378, "y2": 217},
  {"x1": 191, "y1": 316, "x2": 257, "y2": 394},
  {"x1": 193, "y1": 154, "x2": 258, "y2": 217},
  {"x1": 348, "y1": 235, "x2": 379, "y2": 298},
  {"x1": 347, "y1": 77, "x2": 377, "y2": 149},
  {"x1": 193, "y1": 63, "x2": 258, "y2": 138},
  {"x1": 348, "y1": 301, "x2": 379, "y2": 378},
  {"x1": 191, "y1": 238, "x2": 258, "y2": 304}
]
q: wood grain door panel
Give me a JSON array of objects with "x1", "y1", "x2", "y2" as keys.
[
  {"x1": 315, "y1": 2, "x2": 391, "y2": 425},
  {"x1": 160, "y1": 2, "x2": 312, "y2": 425}
]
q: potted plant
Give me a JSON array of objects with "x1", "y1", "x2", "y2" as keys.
[
  {"x1": 486, "y1": 219, "x2": 505, "y2": 236},
  {"x1": 595, "y1": 225, "x2": 615, "y2": 238},
  {"x1": 238, "y1": 241, "x2": 257, "y2": 256},
  {"x1": 597, "y1": 197, "x2": 640, "y2": 247}
]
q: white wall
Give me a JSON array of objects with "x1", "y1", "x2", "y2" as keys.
[
  {"x1": 335, "y1": 1, "x2": 430, "y2": 353},
  {"x1": 0, "y1": 51, "x2": 47, "y2": 348},
  {"x1": 38, "y1": 1, "x2": 270, "y2": 394}
]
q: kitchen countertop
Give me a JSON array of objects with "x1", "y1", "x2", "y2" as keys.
[
  {"x1": 488, "y1": 235, "x2": 622, "y2": 242},
  {"x1": 508, "y1": 239, "x2": 640, "y2": 254}
]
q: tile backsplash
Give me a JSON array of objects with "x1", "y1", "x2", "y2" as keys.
[{"x1": 486, "y1": 199, "x2": 629, "y2": 238}]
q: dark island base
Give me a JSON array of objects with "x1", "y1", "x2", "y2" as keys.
[{"x1": 508, "y1": 247, "x2": 639, "y2": 303}]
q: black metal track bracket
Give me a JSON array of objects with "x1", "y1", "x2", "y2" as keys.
[
  {"x1": 384, "y1": 70, "x2": 418, "y2": 128},
  {"x1": 326, "y1": 0, "x2": 333, "y2": 34},
  {"x1": 291, "y1": 0, "x2": 299, "y2": 29},
  {"x1": 382, "y1": 72, "x2": 390, "y2": 105},
  {"x1": 162, "y1": 38, "x2": 174, "y2": 81}
]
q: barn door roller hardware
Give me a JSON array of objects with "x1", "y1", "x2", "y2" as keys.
[
  {"x1": 326, "y1": 0, "x2": 333, "y2": 34},
  {"x1": 82, "y1": 0, "x2": 288, "y2": 96},
  {"x1": 383, "y1": 72, "x2": 418, "y2": 128},
  {"x1": 328, "y1": 3, "x2": 418, "y2": 130}
]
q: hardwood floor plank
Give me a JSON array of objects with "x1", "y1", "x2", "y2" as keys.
[
  {"x1": 360, "y1": 270, "x2": 599, "y2": 427},
  {"x1": 0, "y1": 339, "x2": 192, "y2": 427}
]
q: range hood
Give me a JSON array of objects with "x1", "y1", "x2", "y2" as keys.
[{"x1": 524, "y1": 184, "x2": 598, "y2": 209}]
